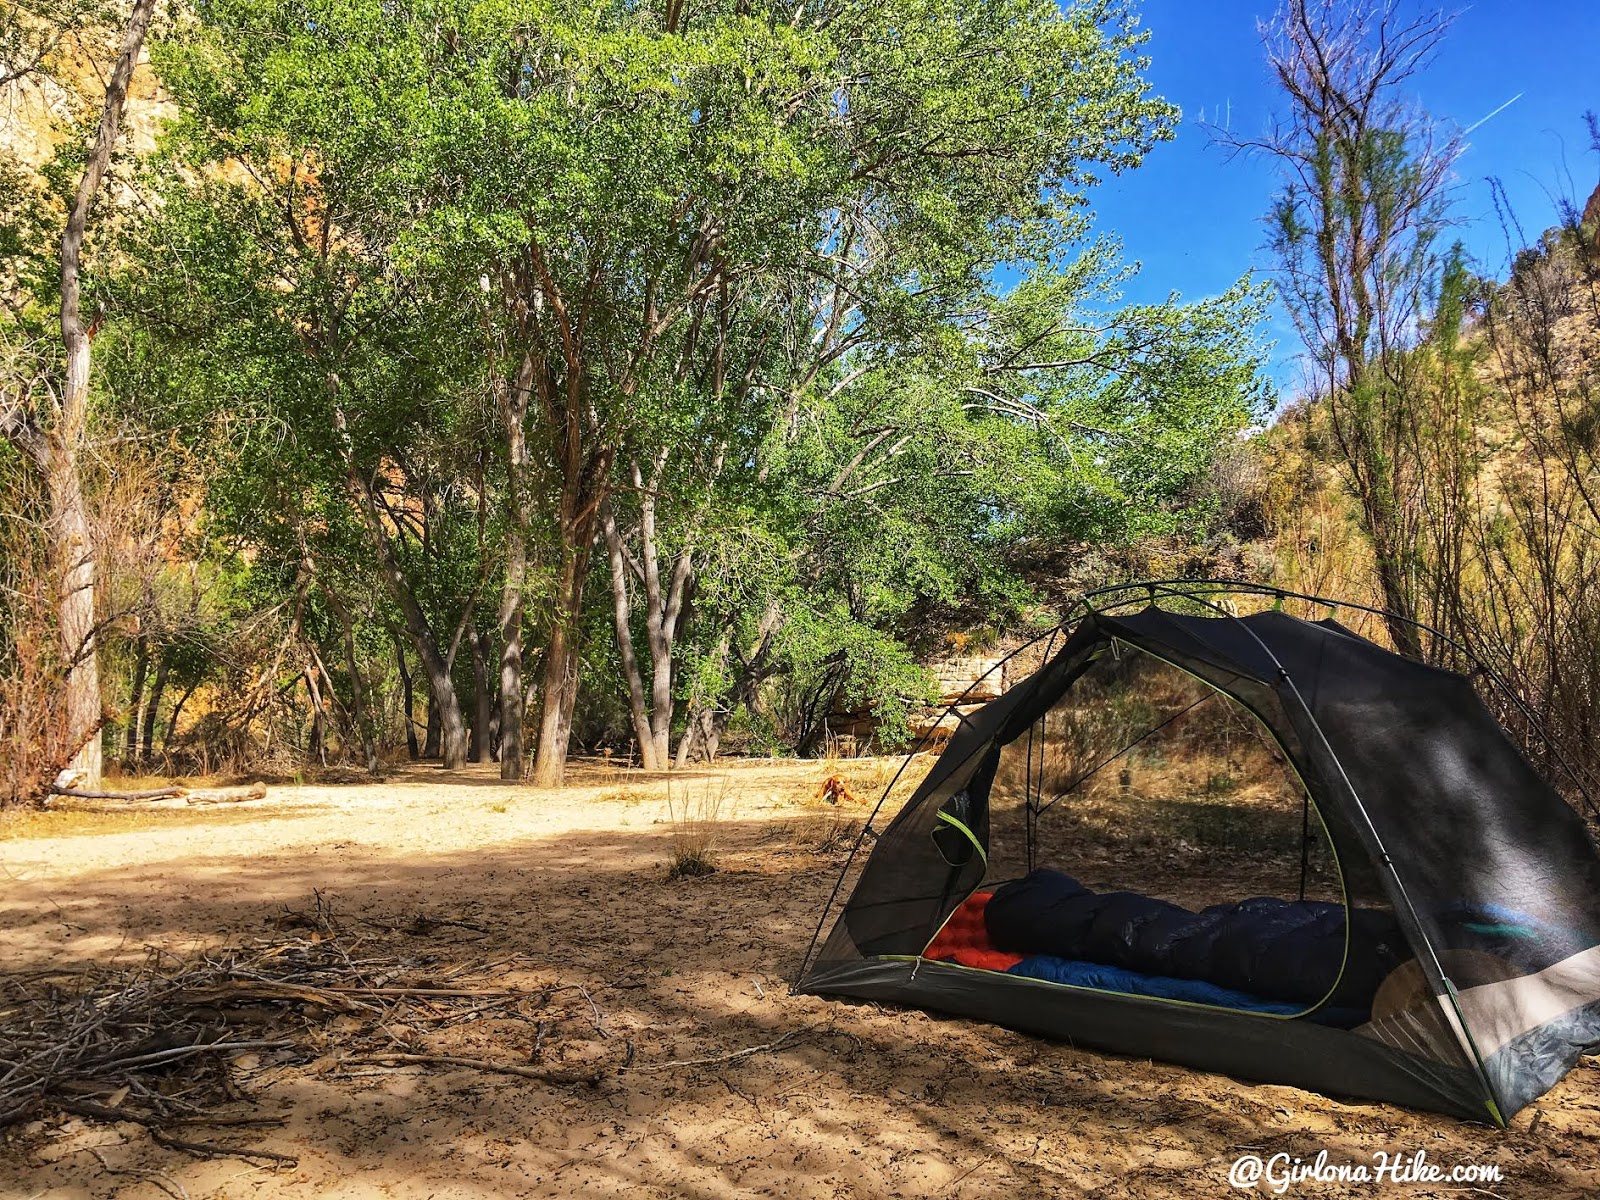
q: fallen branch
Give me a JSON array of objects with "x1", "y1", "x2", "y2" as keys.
[
  {"x1": 54, "y1": 1099, "x2": 286, "y2": 1132},
  {"x1": 174, "y1": 980, "x2": 374, "y2": 1012},
  {"x1": 165, "y1": 1113, "x2": 288, "y2": 1128},
  {"x1": 87, "y1": 1145, "x2": 191, "y2": 1200},
  {"x1": 54, "y1": 1099, "x2": 163, "y2": 1126},
  {"x1": 184, "y1": 783, "x2": 269, "y2": 805},
  {"x1": 151, "y1": 1128, "x2": 298, "y2": 1166},
  {"x1": 94, "y1": 1039, "x2": 294, "y2": 1074},
  {"x1": 44, "y1": 781, "x2": 268, "y2": 805},
  {"x1": 48, "y1": 785, "x2": 183, "y2": 801},
  {"x1": 1, "y1": 895, "x2": 611, "y2": 1139},
  {"x1": 343, "y1": 1052, "x2": 605, "y2": 1087},
  {"x1": 320, "y1": 985, "x2": 514, "y2": 999},
  {"x1": 630, "y1": 1028, "x2": 812, "y2": 1073}
]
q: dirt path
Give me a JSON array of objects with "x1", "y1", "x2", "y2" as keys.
[{"x1": 2, "y1": 759, "x2": 1598, "y2": 1198}]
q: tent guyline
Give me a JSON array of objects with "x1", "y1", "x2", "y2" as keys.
[{"x1": 795, "y1": 580, "x2": 1600, "y2": 1124}]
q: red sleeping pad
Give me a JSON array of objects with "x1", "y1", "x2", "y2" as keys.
[{"x1": 922, "y1": 891, "x2": 1024, "y2": 972}]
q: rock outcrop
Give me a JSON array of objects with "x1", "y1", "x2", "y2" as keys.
[{"x1": 1583, "y1": 178, "x2": 1600, "y2": 249}]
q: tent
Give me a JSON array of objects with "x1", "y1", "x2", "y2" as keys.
[{"x1": 795, "y1": 583, "x2": 1600, "y2": 1124}]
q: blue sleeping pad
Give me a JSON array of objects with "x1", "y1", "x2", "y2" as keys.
[{"x1": 1004, "y1": 954, "x2": 1370, "y2": 1026}]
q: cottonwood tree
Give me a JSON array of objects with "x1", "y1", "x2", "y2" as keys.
[
  {"x1": 440, "y1": 0, "x2": 1184, "y2": 775},
  {"x1": 736, "y1": 270, "x2": 1272, "y2": 754},
  {"x1": 117, "y1": 0, "x2": 1269, "y2": 782},
  {"x1": 132, "y1": 13, "x2": 495, "y2": 769}
]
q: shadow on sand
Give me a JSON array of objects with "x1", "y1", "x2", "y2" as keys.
[{"x1": 1, "y1": 789, "x2": 1595, "y2": 1197}]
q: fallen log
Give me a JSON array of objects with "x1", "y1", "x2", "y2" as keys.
[
  {"x1": 46, "y1": 781, "x2": 269, "y2": 806},
  {"x1": 48, "y1": 785, "x2": 184, "y2": 801},
  {"x1": 184, "y1": 782, "x2": 269, "y2": 805}
]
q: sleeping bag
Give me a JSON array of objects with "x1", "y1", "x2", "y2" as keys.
[{"x1": 985, "y1": 868, "x2": 1406, "y2": 1010}]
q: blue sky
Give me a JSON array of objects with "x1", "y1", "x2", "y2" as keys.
[{"x1": 1090, "y1": 0, "x2": 1600, "y2": 396}]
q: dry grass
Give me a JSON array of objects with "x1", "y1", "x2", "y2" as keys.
[
  {"x1": 0, "y1": 803, "x2": 319, "y2": 841},
  {"x1": 805, "y1": 813, "x2": 862, "y2": 854},
  {"x1": 664, "y1": 774, "x2": 733, "y2": 879},
  {"x1": 600, "y1": 785, "x2": 658, "y2": 808}
]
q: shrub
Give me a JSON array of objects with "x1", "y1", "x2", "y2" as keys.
[{"x1": 664, "y1": 775, "x2": 731, "y2": 880}]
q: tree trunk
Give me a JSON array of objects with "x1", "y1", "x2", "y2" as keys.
[
  {"x1": 696, "y1": 707, "x2": 720, "y2": 763},
  {"x1": 329, "y1": 593, "x2": 379, "y2": 774},
  {"x1": 533, "y1": 612, "x2": 580, "y2": 787},
  {"x1": 674, "y1": 621, "x2": 736, "y2": 770},
  {"x1": 341, "y1": 460, "x2": 468, "y2": 768},
  {"x1": 532, "y1": 517, "x2": 601, "y2": 788},
  {"x1": 392, "y1": 594, "x2": 467, "y2": 768},
  {"x1": 498, "y1": 528, "x2": 527, "y2": 780},
  {"x1": 47, "y1": 451, "x2": 103, "y2": 784},
  {"x1": 393, "y1": 632, "x2": 419, "y2": 760},
  {"x1": 531, "y1": 462, "x2": 607, "y2": 788},
  {"x1": 1370, "y1": 518, "x2": 1424, "y2": 659},
  {"x1": 674, "y1": 706, "x2": 698, "y2": 768},
  {"x1": 424, "y1": 693, "x2": 441, "y2": 759},
  {"x1": 482, "y1": 630, "x2": 500, "y2": 757},
  {"x1": 304, "y1": 667, "x2": 326, "y2": 765},
  {"x1": 601, "y1": 464, "x2": 695, "y2": 772},
  {"x1": 640, "y1": 478, "x2": 692, "y2": 770},
  {"x1": 703, "y1": 599, "x2": 783, "y2": 754},
  {"x1": 602, "y1": 505, "x2": 660, "y2": 770},
  {"x1": 468, "y1": 628, "x2": 493, "y2": 763},
  {"x1": 163, "y1": 681, "x2": 199, "y2": 754},
  {"x1": 495, "y1": 354, "x2": 535, "y2": 781},
  {"x1": 42, "y1": 0, "x2": 156, "y2": 788},
  {"x1": 140, "y1": 655, "x2": 168, "y2": 766},
  {"x1": 125, "y1": 639, "x2": 149, "y2": 764},
  {"x1": 674, "y1": 703, "x2": 720, "y2": 767},
  {"x1": 643, "y1": 553, "x2": 688, "y2": 771}
]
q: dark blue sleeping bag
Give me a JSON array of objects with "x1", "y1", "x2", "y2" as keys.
[{"x1": 985, "y1": 869, "x2": 1406, "y2": 1010}]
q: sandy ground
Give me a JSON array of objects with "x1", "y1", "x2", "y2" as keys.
[{"x1": 2, "y1": 758, "x2": 1599, "y2": 1199}]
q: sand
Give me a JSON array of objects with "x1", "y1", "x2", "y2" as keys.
[{"x1": 2, "y1": 758, "x2": 1598, "y2": 1198}]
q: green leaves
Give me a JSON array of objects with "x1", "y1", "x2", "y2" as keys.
[{"x1": 98, "y1": 0, "x2": 1268, "y2": 757}]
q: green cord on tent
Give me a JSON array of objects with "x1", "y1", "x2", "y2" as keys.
[{"x1": 935, "y1": 810, "x2": 987, "y2": 868}]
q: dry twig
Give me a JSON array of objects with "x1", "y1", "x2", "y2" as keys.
[
  {"x1": 151, "y1": 1128, "x2": 298, "y2": 1166},
  {"x1": 341, "y1": 1052, "x2": 605, "y2": 1087},
  {"x1": 2, "y1": 893, "x2": 622, "y2": 1176},
  {"x1": 630, "y1": 1028, "x2": 813, "y2": 1073}
]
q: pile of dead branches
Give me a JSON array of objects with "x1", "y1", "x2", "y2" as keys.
[{"x1": 0, "y1": 896, "x2": 615, "y2": 1164}]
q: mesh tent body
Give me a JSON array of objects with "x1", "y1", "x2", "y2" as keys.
[{"x1": 797, "y1": 607, "x2": 1600, "y2": 1123}]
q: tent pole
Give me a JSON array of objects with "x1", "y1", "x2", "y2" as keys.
[{"x1": 1024, "y1": 715, "x2": 1037, "y2": 875}]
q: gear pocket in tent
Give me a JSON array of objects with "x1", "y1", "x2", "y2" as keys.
[{"x1": 932, "y1": 789, "x2": 985, "y2": 868}]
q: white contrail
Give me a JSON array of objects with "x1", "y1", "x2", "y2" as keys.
[{"x1": 1464, "y1": 92, "x2": 1524, "y2": 135}]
